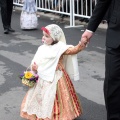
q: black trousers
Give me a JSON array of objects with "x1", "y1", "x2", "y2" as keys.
[
  {"x1": 0, "y1": 0, "x2": 13, "y2": 29},
  {"x1": 104, "y1": 46, "x2": 120, "y2": 120}
]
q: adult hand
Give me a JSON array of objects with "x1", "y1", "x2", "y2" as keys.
[
  {"x1": 81, "y1": 29, "x2": 93, "y2": 43},
  {"x1": 79, "y1": 37, "x2": 88, "y2": 48}
]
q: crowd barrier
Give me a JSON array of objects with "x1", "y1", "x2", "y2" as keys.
[{"x1": 13, "y1": 0, "x2": 97, "y2": 28}]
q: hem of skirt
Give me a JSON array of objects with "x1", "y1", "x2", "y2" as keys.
[{"x1": 21, "y1": 110, "x2": 51, "y2": 120}]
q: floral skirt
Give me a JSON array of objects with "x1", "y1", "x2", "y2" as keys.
[{"x1": 20, "y1": 68, "x2": 83, "y2": 120}]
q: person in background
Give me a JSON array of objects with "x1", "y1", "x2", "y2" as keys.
[
  {"x1": 20, "y1": 0, "x2": 38, "y2": 30},
  {"x1": 81, "y1": 0, "x2": 120, "y2": 120},
  {"x1": 0, "y1": 0, "x2": 15, "y2": 34}
]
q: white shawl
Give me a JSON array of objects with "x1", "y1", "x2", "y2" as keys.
[{"x1": 31, "y1": 41, "x2": 80, "y2": 82}]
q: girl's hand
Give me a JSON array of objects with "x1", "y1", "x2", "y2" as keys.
[{"x1": 32, "y1": 62, "x2": 38, "y2": 71}]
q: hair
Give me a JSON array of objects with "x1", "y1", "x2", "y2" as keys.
[{"x1": 51, "y1": 40, "x2": 59, "y2": 45}]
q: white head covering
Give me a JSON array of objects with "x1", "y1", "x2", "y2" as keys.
[{"x1": 41, "y1": 24, "x2": 66, "y2": 44}]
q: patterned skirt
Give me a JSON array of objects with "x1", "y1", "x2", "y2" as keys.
[{"x1": 20, "y1": 68, "x2": 83, "y2": 120}]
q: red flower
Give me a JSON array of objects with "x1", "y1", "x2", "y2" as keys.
[{"x1": 41, "y1": 27, "x2": 50, "y2": 35}]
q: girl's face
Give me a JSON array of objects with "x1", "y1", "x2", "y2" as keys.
[{"x1": 42, "y1": 31, "x2": 54, "y2": 45}]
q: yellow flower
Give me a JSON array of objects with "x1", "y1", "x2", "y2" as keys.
[{"x1": 24, "y1": 71, "x2": 33, "y2": 79}]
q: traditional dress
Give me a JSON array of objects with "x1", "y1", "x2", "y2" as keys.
[{"x1": 20, "y1": 24, "x2": 83, "y2": 120}]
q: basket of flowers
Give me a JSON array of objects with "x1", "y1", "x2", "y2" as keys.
[{"x1": 19, "y1": 70, "x2": 39, "y2": 87}]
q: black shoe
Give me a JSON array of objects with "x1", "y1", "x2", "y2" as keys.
[
  {"x1": 8, "y1": 27, "x2": 15, "y2": 32},
  {"x1": 4, "y1": 29, "x2": 9, "y2": 34}
]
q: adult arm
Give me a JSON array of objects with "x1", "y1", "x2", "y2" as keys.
[
  {"x1": 87, "y1": 0, "x2": 111, "y2": 32},
  {"x1": 81, "y1": 0, "x2": 112, "y2": 42}
]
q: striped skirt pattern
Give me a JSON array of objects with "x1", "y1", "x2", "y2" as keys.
[{"x1": 20, "y1": 68, "x2": 83, "y2": 120}]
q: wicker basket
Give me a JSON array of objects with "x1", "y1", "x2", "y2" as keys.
[
  {"x1": 22, "y1": 78, "x2": 36, "y2": 87},
  {"x1": 20, "y1": 66, "x2": 38, "y2": 87}
]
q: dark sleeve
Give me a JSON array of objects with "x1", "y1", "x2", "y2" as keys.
[{"x1": 87, "y1": 0, "x2": 112, "y2": 32}]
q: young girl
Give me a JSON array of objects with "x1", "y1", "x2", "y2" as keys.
[{"x1": 20, "y1": 24, "x2": 87, "y2": 120}]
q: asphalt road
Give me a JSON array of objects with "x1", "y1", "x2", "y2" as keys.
[{"x1": 0, "y1": 9, "x2": 107, "y2": 120}]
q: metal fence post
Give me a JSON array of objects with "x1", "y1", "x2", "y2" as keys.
[{"x1": 65, "y1": 0, "x2": 73, "y2": 28}]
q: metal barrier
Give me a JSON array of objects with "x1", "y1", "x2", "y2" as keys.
[
  {"x1": 13, "y1": 0, "x2": 97, "y2": 28},
  {"x1": 13, "y1": 0, "x2": 23, "y2": 6},
  {"x1": 72, "y1": 0, "x2": 97, "y2": 27}
]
